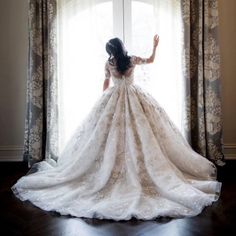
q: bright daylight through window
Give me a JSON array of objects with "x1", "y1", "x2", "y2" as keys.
[{"x1": 57, "y1": 0, "x2": 183, "y2": 153}]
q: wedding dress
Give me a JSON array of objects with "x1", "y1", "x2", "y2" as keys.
[{"x1": 12, "y1": 56, "x2": 222, "y2": 220}]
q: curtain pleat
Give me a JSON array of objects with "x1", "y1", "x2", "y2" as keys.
[
  {"x1": 24, "y1": 0, "x2": 58, "y2": 167},
  {"x1": 181, "y1": 0, "x2": 225, "y2": 165}
]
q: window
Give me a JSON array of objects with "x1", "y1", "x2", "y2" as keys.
[{"x1": 57, "y1": 0, "x2": 183, "y2": 152}]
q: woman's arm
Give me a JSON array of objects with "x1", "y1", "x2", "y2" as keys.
[
  {"x1": 103, "y1": 62, "x2": 111, "y2": 91},
  {"x1": 146, "y1": 34, "x2": 159, "y2": 64},
  {"x1": 133, "y1": 34, "x2": 159, "y2": 65},
  {"x1": 103, "y1": 79, "x2": 110, "y2": 91}
]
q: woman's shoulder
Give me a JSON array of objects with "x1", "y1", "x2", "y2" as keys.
[
  {"x1": 130, "y1": 55, "x2": 136, "y2": 62},
  {"x1": 106, "y1": 58, "x2": 116, "y2": 66}
]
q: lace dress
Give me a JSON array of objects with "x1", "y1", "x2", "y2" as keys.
[{"x1": 12, "y1": 56, "x2": 222, "y2": 220}]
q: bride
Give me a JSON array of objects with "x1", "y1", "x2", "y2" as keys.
[{"x1": 12, "y1": 35, "x2": 222, "y2": 220}]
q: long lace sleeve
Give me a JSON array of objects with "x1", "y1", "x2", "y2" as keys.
[{"x1": 131, "y1": 56, "x2": 147, "y2": 65}]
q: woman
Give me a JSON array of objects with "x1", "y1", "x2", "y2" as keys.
[{"x1": 12, "y1": 35, "x2": 221, "y2": 220}]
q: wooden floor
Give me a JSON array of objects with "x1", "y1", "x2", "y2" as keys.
[{"x1": 0, "y1": 161, "x2": 235, "y2": 236}]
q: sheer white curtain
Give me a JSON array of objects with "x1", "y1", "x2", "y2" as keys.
[
  {"x1": 129, "y1": 0, "x2": 183, "y2": 133},
  {"x1": 57, "y1": 0, "x2": 184, "y2": 153},
  {"x1": 57, "y1": 0, "x2": 113, "y2": 152},
  {"x1": 153, "y1": 0, "x2": 183, "y2": 131}
]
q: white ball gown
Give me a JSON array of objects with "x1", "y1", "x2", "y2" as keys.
[{"x1": 12, "y1": 56, "x2": 222, "y2": 221}]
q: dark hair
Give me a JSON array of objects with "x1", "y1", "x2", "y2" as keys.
[{"x1": 106, "y1": 38, "x2": 131, "y2": 75}]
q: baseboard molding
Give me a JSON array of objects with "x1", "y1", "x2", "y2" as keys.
[
  {"x1": 224, "y1": 144, "x2": 236, "y2": 160},
  {"x1": 0, "y1": 146, "x2": 24, "y2": 161}
]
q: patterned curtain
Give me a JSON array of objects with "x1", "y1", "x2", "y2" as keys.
[
  {"x1": 24, "y1": 0, "x2": 58, "y2": 166},
  {"x1": 181, "y1": 0, "x2": 225, "y2": 165}
]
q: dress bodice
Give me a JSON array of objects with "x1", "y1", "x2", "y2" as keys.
[{"x1": 104, "y1": 55, "x2": 147, "y2": 87}]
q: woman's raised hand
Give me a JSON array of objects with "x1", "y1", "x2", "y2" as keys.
[{"x1": 153, "y1": 34, "x2": 159, "y2": 48}]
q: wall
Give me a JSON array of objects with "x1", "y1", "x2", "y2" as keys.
[
  {"x1": 0, "y1": 0, "x2": 28, "y2": 161},
  {"x1": 0, "y1": 0, "x2": 235, "y2": 161},
  {"x1": 218, "y1": 0, "x2": 236, "y2": 159}
]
